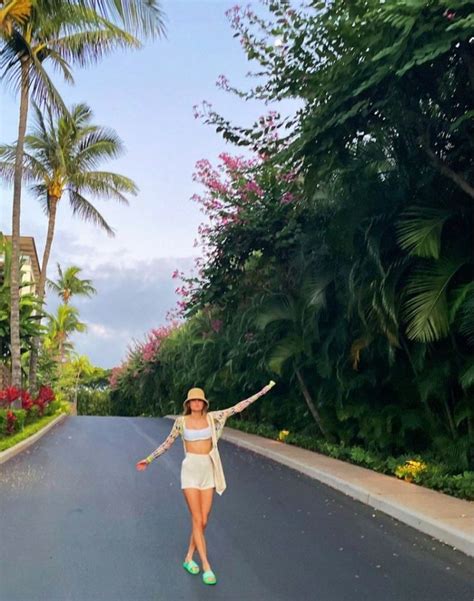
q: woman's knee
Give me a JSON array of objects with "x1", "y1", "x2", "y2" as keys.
[{"x1": 192, "y1": 514, "x2": 204, "y2": 531}]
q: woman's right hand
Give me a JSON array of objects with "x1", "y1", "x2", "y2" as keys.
[{"x1": 136, "y1": 460, "x2": 149, "y2": 471}]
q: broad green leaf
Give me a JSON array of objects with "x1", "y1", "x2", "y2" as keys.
[
  {"x1": 404, "y1": 258, "x2": 466, "y2": 342},
  {"x1": 396, "y1": 208, "x2": 450, "y2": 259}
]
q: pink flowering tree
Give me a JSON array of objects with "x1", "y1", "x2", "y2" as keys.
[
  {"x1": 109, "y1": 323, "x2": 179, "y2": 392},
  {"x1": 168, "y1": 149, "x2": 302, "y2": 318}
]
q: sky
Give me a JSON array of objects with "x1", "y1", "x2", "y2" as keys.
[{"x1": 0, "y1": 1, "x2": 296, "y2": 368}]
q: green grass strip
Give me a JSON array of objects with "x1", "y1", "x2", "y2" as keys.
[{"x1": 0, "y1": 408, "x2": 69, "y2": 453}]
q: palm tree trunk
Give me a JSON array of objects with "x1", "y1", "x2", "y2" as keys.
[
  {"x1": 10, "y1": 59, "x2": 30, "y2": 400},
  {"x1": 444, "y1": 391, "x2": 457, "y2": 440},
  {"x1": 59, "y1": 332, "x2": 66, "y2": 365},
  {"x1": 295, "y1": 367, "x2": 329, "y2": 439},
  {"x1": 74, "y1": 367, "x2": 81, "y2": 403},
  {"x1": 29, "y1": 195, "x2": 58, "y2": 393}
]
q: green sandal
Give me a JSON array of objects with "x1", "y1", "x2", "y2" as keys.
[
  {"x1": 183, "y1": 560, "x2": 200, "y2": 575},
  {"x1": 202, "y1": 570, "x2": 217, "y2": 585}
]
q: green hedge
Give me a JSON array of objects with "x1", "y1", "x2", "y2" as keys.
[
  {"x1": 76, "y1": 389, "x2": 111, "y2": 416},
  {"x1": 227, "y1": 418, "x2": 474, "y2": 501}
]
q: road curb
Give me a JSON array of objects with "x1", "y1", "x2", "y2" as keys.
[
  {"x1": 0, "y1": 412, "x2": 68, "y2": 465},
  {"x1": 220, "y1": 428, "x2": 474, "y2": 558}
]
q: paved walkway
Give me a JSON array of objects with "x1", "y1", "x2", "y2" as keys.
[{"x1": 216, "y1": 425, "x2": 474, "y2": 557}]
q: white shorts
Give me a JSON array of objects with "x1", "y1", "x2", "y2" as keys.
[{"x1": 181, "y1": 453, "x2": 215, "y2": 490}]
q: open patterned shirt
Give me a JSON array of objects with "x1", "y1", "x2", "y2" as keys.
[{"x1": 145, "y1": 382, "x2": 274, "y2": 464}]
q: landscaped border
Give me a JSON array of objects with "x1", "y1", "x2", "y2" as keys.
[
  {"x1": 0, "y1": 408, "x2": 69, "y2": 464},
  {"x1": 226, "y1": 418, "x2": 474, "y2": 502}
]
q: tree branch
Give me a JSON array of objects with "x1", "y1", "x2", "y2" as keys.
[{"x1": 421, "y1": 136, "x2": 474, "y2": 200}]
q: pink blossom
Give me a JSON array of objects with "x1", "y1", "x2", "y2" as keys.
[
  {"x1": 210, "y1": 319, "x2": 223, "y2": 333},
  {"x1": 216, "y1": 74, "x2": 230, "y2": 90},
  {"x1": 109, "y1": 366, "x2": 125, "y2": 389},
  {"x1": 243, "y1": 180, "x2": 264, "y2": 198},
  {"x1": 138, "y1": 324, "x2": 178, "y2": 363},
  {"x1": 281, "y1": 192, "x2": 295, "y2": 204},
  {"x1": 280, "y1": 170, "x2": 298, "y2": 183},
  {"x1": 225, "y1": 5, "x2": 242, "y2": 27},
  {"x1": 219, "y1": 153, "x2": 246, "y2": 172}
]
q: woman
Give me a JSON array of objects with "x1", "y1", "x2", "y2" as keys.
[{"x1": 136, "y1": 380, "x2": 276, "y2": 586}]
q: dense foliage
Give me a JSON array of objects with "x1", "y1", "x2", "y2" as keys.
[{"x1": 111, "y1": 1, "x2": 473, "y2": 485}]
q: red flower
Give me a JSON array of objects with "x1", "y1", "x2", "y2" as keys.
[
  {"x1": 37, "y1": 386, "x2": 55, "y2": 403},
  {"x1": 5, "y1": 410, "x2": 17, "y2": 434},
  {"x1": 4, "y1": 386, "x2": 21, "y2": 405},
  {"x1": 34, "y1": 398, "x2": 47, "y2": 416},
  {"x1": 33, "y1": 386, "x2": 55, "y2": 416},
  {"x1": 21, "y1": 390, "x2": 34, "y2": 411}
]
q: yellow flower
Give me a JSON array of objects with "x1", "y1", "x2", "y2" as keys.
[
  {"x1": 278, "y1": 429, "x2": 290, "y2": 442},
  {"x1": 395, "y1": 459, "x2": 427, "y2": 481}
]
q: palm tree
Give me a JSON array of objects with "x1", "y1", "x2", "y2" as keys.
[
  {"x1": 253, "y1": 273, "x2": 333, "y2": 439},
  {"x1": 0, "y1": 0, "x2": 164, "y2": 387},
  {"x1": 0, "y1": 101, "x2": 134, "y2": 389},
  {"x1": 0, "y1": 0, "x2": 30, "y2": 34},
  {"x1": 47, "y1": 264, "x2": 96, "y2": 305},
  {"x1": 396, "y1": 204, "x2": 474, "y2": 451},
  {"x1": 46, "y1": 304, "x2": 86, "y2": 365}
]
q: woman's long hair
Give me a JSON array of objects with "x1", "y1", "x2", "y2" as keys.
[{"x1": 182, "y1": 401, "x2": 209, "y2": 416}]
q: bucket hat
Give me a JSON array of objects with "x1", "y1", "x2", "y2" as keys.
[{"x1": 183, "y1": 387, "x2": 209, "y2": 409}]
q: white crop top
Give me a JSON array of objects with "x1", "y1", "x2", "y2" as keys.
[
  {"x1": 183, "y1": 425, "x2": 212, "y2": 441},
  {"x1": 145, "y1": 381, "x2": 276, "y2": 465}
]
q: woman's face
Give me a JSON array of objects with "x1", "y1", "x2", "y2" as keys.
[{"x1": 189, "y1": 399, "x2": 205, "y2": 412}]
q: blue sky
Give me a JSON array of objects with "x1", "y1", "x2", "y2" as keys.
[{"x1": 0, "y1": 1, "x2": 296, "y2": 368}]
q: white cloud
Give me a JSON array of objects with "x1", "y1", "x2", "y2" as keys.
[
  {"x1": 46, "y1": 250, "x2": 194, "y2": 368},
  {"x1": 87, "y1": 322, "x2": 116, "y2": 339}
]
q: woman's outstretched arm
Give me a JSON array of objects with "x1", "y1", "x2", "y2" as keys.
[
  {"x1": 140, "y1": 418, "x2": 181, "y2": 466},
  {"x1": 212, "y1": 380, "x2": 276, "y2": 422}
]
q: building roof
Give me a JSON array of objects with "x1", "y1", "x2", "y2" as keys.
[{"x1": 4, "y1": 236, "x2": 41, "y2": 284}]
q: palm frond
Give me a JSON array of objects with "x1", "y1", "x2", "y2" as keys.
[
  {"x1": 451, "y1": 281, "x2": 474, "y2": 345},
  {"x1": 403, "y1": 258, "x2": 466, "y2": 342},
  {"x1": 49, "y1": 25, "x2": 140, "y2": 68},
  {"x1": 71, "y1": 171, "x2": 136, "y2": 202},
  {"x1": 303, "y1": 272, "x2": 332, "y2": 310},
  {"x1": 0, "y1": 0, "x2": 31, "y2": 35},
  {"x1": 28, "y1": 49, "x2": 70, "y2": 113},
  {"x1": 267, "y1": 334, "x2": 303, "y2": 375},
  {"x1": 459, "y1": 360, "x2": 474, "y2": 391},
  {"x1": 74, "y1": 131, "x2": 125, "y2": 168},
  {"x1": 350, "y1": 336, "x2": 372, "y2": 370},
  {"x1": 68, "y1": 189, "x2": 115, "y2": 236},
  {"x1": 83, "y1": 0, "x2": 166, "y2": 38},
  {"x1": 396, "y1": 207, "x2": 450, "y2": 259},
  {"x1": 253, "y1": 295, "x2": 294, "y2": 330}
]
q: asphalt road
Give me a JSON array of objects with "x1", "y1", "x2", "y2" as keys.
[{"x1": 1, "y1": 416, "x2": 473, "y2": 601}]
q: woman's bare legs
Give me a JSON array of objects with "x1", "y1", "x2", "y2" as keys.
[{"x1": 183, "y1": 487, "x2": 214, "y2": 571}]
